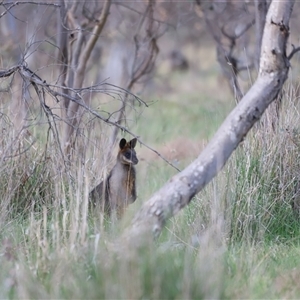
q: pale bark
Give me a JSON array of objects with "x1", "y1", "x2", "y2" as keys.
[
  {"x1": 124, "y1": 0, "x2": 294, "y2": 242},
  {"x1": 254, "y1": 0, "x2": 268, "y2": 70}
]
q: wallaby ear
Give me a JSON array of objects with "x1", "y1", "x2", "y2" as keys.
[
  {"x1": 129, "y1": 138, "x2": 137, "y2": 149},
  {"x1": 119, "y1": 138, "x2": 127, "y2": 149}
]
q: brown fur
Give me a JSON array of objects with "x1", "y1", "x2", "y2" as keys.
[{"x1": 89, "y1": 138, "x2": 138, "y2": 218}]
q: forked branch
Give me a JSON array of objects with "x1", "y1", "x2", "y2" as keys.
[{"x1": 287, "y1": 44, "x2": 300, "y2": 60}]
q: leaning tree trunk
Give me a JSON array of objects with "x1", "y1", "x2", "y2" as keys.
[{"x1": 123, "y1": 0, "x2": 294, "y2": 244}]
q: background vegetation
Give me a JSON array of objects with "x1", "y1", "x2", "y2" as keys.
[{"x1": 1, "y1": 1, "x2": 300, "y2": 299}]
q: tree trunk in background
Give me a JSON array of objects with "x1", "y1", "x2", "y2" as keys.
[
  {"x1": 56, "y1": 0, "x2": 69, "y2": 112},
  {"x1": 61, "y1": 0, "x2": 111, "y2": 158},
  {"x1": 254, "y1": 0, "x2": 268, "y2": 71},
  {"x1": 124, "y1": 0, "x2": 294, "y2": 245}
]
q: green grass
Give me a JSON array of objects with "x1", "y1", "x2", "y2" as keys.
[{"x1": 135, "y1": 96, "x2": 231, "y2": 144}]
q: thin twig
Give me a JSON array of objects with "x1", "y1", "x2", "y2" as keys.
[
  {"x1": 0, "y1": 66, "x2": 19, "y2": 78},
  {"x1": 288, "y1": 44, "x2": 300, "y2": 60},
  {"x1": 0, "y1": 1, "x2": 60, "y2": 19},
  {"x1": 221, "y1": 19, "x2": 254, "y2": 41},
  {"x1": 114, "y1": 1, "x2": 174, "y2": 28}
]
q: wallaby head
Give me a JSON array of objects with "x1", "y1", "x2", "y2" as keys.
[{"x1": 118, "y1": 138, "x2": 139, "y2": 165}]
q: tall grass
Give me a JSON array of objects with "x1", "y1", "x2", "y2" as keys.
[
  {"x1": 225, "y1": 93, "x2": 300, "y2": 245},
  {"x1": 1, "y1": 85, "x2": 300, "y2": 298}
]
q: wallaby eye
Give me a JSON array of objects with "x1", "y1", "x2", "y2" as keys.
[{"x1": 124, "y1": 152, "x2": 132, "y2": 159}]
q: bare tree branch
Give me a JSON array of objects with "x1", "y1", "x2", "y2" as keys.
[
  {"x1": 0, "y1": 63, "x2": 180, "y2": 172},
  {"x1": 115, "y1": 2, "x2": 174, "y2": 28},
  {"x1": 204, "y1": 14, "x2": 245, "y2": 102},
  {"x1": 221, "y1": 20, "x2": 254, "y2": 41},
  {"x1": 287, "y1": 44, "x2": 300, "y2": 60},
  {"x1": 0, "y1": 66, "x2": 18, "y2": 78},
  {"x1": 0, "y1": 1, "x2": 60, "y2": 19}
]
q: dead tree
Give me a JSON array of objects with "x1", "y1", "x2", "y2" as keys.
[{"x1": 123, "y1": 0, "x2": 295, "y2": 245}]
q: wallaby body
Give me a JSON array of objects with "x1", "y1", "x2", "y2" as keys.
[{"x1": 90, "y1": 138, "x2": 138, "y2": 218}]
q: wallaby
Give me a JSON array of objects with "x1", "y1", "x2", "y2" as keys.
[{"x1": 89, "y1": 138, "x2": 138, "y2": 218}]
